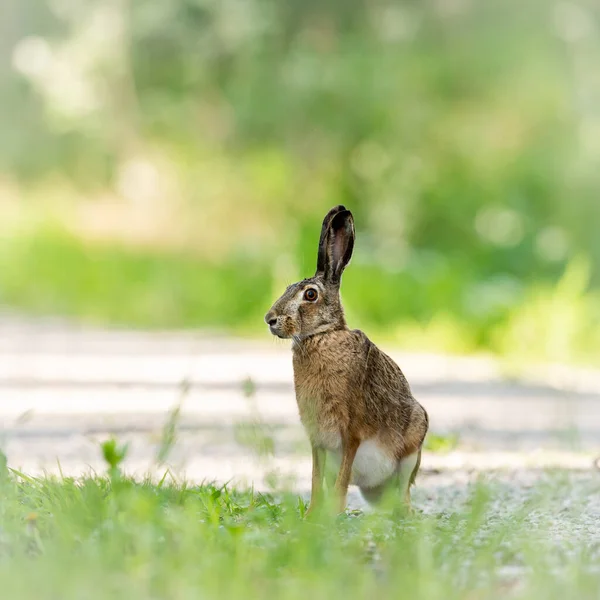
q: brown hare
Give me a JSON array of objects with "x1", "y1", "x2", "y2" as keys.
[{"x1": 264, "y1": 205, "x2": 428, "y2": 514}]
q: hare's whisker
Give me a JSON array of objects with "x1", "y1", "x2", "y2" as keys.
[{"x1": 292, "y1": 334, "x2": 305, "y2": 356}]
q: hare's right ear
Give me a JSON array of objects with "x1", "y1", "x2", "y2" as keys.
[
  {"x1": 316, "y1": 205, "x2": 346, "y2": 276},
  {"x1": 315, "y1": 206, "x2": 354, "y2": 284},
  {"x1": 325, "y1": 209, "x2": 354, "y2": 284}
]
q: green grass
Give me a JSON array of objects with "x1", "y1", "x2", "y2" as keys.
[
  {"x1": 424, "y1": 432, "x2": 461, "y2": 454},
  {"x1": 0, "y1": 457, "x2": 598, "y2": 600},
  {"x1": 0, "y1": 226, "x2": 272, "y2": 330},
  {"x1": 2, "y1": 224, "x2": 600, "y2": 369}
]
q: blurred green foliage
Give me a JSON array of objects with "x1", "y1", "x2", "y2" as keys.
[{"x1": 1, "y1": 0, "x2": 600, "y2": 362}]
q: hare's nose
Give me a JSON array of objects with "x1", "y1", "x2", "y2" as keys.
[{"x1": 265, "y1": 312, "x2": 278, "y2": 326}]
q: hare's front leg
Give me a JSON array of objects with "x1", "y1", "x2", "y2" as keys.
[
  {"x1": 333, "y1": 436, "x2": 360, "y2": 513},
  {"x1": 305, "y1": 446, "x2": 326, "y2": 516}
]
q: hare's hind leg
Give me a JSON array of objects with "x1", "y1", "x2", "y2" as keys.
[{"x1": 399, "y1": 449, "x2": 422, "y2": 508}]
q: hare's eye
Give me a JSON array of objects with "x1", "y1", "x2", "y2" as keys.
[{"x1": 304, "y1": 288, "x2": 318, "y2": 302}]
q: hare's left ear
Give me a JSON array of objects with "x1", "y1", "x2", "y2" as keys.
[
  {"x1": 316, "y1": 205, "x2": 346, "y2": 276},
  {"x1": 324, "y1": 209, "x2": 354, "y2": 284}
]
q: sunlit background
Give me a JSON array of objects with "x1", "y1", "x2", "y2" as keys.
[
  {"x1": 2, "y1": 0, "x2": 600, "y2": 366},
  {"x1": 2, "y1": 8, "x2": 600, "y2": 592}
]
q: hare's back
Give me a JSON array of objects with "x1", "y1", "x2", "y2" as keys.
[
  {"x1": 363, "y1": 341, "x2": 414, "y2": 403},
  {"x1": 359, "y1": 332, "x2": 428, "y2": 453}
]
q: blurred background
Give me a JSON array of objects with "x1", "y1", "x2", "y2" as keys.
[
  {"x1": 1, "y1": 0, "x2": 600, "y2": 497},
  {"x1": 2, "y1": 0, "x2": 600, "y2": 366}
]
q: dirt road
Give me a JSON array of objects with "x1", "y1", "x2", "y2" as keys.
[{"x1": 1, "y1": 316, "x2": 599, "y2": 516}]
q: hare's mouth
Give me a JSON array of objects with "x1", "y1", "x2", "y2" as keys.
[{"x1": 269, "y1": 325, "x2": 290, "y2": 339}]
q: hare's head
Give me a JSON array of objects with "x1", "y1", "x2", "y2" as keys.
[{"x1": 265, "y1": 205, "x2": 355, "y2": 341}]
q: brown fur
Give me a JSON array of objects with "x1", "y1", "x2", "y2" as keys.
[{"x1": 265, "y1": 205, "x2": 428, "y2": 514}]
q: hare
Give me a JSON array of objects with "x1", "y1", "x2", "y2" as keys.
[{"x1": 264, "y1": 205, "x2": 428, "y2": 514}]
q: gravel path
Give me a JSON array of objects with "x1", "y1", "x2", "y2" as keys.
[{"x1": 1, "y1": 316, "x2": 599, "y2": 531}]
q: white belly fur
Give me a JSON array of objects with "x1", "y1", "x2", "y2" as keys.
[{"x1": 326, "y1": 439, "x2": 397, "y2": 489}]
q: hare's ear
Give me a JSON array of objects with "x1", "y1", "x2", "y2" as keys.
[
  {"x1": 316, "y1": 205, "x2": 347, "y2": 275},
  {"x1": 324, "y1": 209, "x2": 354, "y2": 284}
]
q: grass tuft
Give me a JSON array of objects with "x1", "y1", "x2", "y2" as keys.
[{"x1": 0, "y1": 469, "x2": 598, "y2": 599}]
